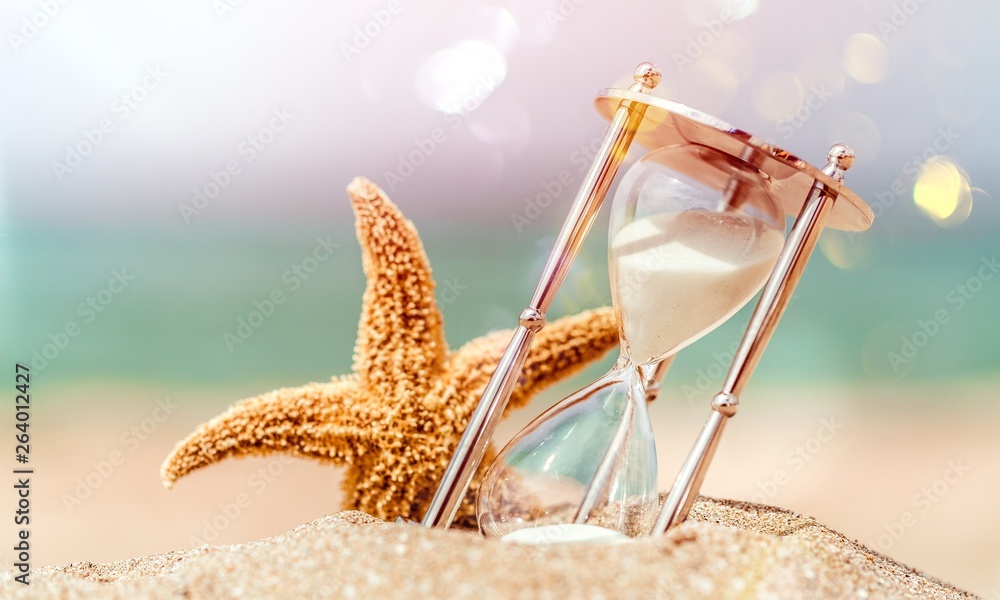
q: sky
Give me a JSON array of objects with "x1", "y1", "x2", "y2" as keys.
[{"x1": 0, "y1": 0, "x2": 996, "y2": 235}]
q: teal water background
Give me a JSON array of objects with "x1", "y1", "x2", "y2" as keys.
[{"x1": 2, "y1": 219, "x2": 998, "y2": 396}]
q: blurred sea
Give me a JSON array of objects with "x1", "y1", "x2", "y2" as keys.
[{"x1": 2, "y1": 220, "x2": 998, "y2": 396}]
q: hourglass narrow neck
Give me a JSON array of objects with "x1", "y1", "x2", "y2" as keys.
[
  {"x1": 613, "y1": 350, "x2": 673, "y2": 401},
  {"x1": 639, "y1": 356, "x2": 673, "y2": 403}
]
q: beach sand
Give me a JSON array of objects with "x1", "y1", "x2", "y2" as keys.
[
  {"x1": 0, "y1": 382, "x2": 996, "y2": 595},
  {"x1": 0, "y1": 499, "x2": 977, "y2": 599}
]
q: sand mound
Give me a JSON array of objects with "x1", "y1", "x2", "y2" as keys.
[{"x1": 0, "y1": 498, "x2": 974, "y2": 599}]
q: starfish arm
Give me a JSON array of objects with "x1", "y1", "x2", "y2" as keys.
[
  {"x1": 432, "y1": 307, "x2": 619, "y2": 421},
  {"x1": 347, "y1": 177, "x2": 447, "y2": 398},
  {"x1": 160, "y1": 379, "x2": 367, "y2": 488},
  {"x1": 509, "y1": 306, "x2": 621, "y2": 409}
]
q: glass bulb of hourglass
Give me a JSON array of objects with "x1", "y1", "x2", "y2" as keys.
[
  {"x1": 477, "y1": 143, "x2": 786, "y2": 543},
  {"x1": 477, "y1": 367, "x2": 657, "y2": 542},
  {"x1": 610, "y1": 144, "x2": 787, "y2": 366}
]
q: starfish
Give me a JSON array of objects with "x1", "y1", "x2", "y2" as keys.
[{"x1": 161, "y1": 177, "x2": 619, "y2": 526}]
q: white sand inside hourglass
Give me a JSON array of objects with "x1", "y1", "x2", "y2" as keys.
[{"x1": 611, "y1": 210, "x2": 785, "y2": 365}]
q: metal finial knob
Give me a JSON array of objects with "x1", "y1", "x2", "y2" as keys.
[
  {"x1": 711, "y1": 392, "x2": 739, "y2": 417},
  {"x1": 827, "y1": 144, "x2": 855, "y2": 171},
  {"x1": 633, "y1": 62, "x2": 661, "y2": 91}
]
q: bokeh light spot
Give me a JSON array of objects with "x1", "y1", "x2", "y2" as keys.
[
  {"x1": 471, "y1": 7, "x2": 520, "y2": 55},
  {"x1": 709, "y1": 32, "x2": 754, "y2": 84},
  {"x1": 752, "y1": 71, "x2": 804, "y2": 122},
  {"x1": 828, "y1": 111, "x2": 881, "y2": 165},
  {"x1": 680, "y1": 0, "x2": 759, "y2": 23},
  {"x1": 726, "y1": 0, "x2": 760, "y2": 21},
  {"x1": 843, "y1": 33, "x2": 888, "y2": 84},
  {"x1": 913, "y1": 156, "x2": 973, "y2": 227},
  {"x1": 820, "y1": 230, "x2": 878, "y2": 270},
  {"x1": 861, "y1": 322, "x2": 914, "y2": 380},
  {"x1": 676, "y1": 57, "x2": 738, "y2": 116},
  {"x1": 467, "y1": 92, "x2": 532, "y2": 156},
  {"x1": 929, "y1": 19, "x2": 974, "y2": 67},
  {"x1": 415, "y1": 40, "x2": 507, "y2": 115},
  {"x1": 796, "y1": 42, "x2": 846, "y2": 96},
  {"x1": 503, "y1": 0, "x2": 558, "y2": 46}
]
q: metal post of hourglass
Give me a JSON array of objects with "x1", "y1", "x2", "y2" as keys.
[
  {"x1": 652, "y1": 144, "x2": 856, "y2": 535},
  {"x1": 421, "y1": 63, "x2": 661, "y2": 529}
]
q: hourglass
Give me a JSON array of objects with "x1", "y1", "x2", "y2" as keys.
[
  {"x1": 421, "y1": 62, "x2": 874, "y2": 536},
  {"x1": 476, "y1": 144, "x2": 788, "y2": 541}
]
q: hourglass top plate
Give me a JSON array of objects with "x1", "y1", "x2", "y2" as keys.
[{"x1": 595, "y1": 89, "x2": 874, "y2": 232}]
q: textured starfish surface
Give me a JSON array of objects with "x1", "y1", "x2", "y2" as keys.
[{"x1": 161, "y1": 177, "x2": 619, "y2": 526}]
